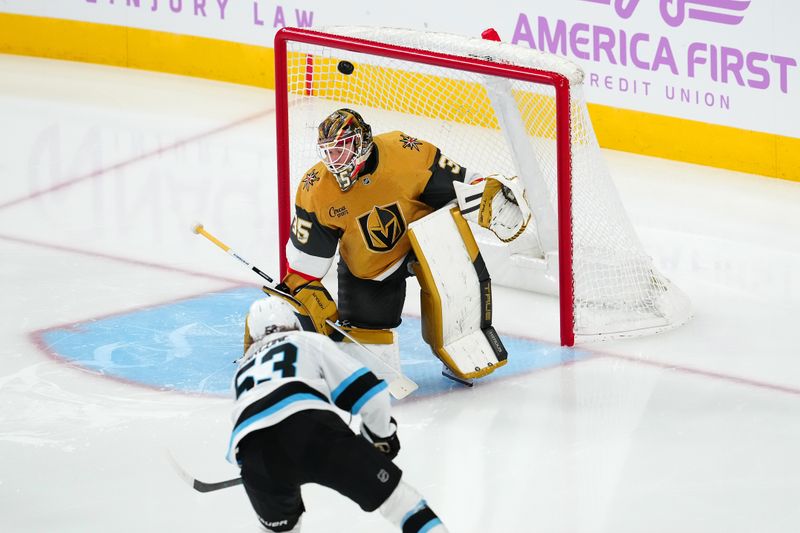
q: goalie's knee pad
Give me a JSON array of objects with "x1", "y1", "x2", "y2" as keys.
[
  {"x1": 379, "y1": 481, "x2": 448, "y2": 532},
  {"x1": 408, "y1": 204, "x2": 508, "y2": 380},
  {"x1": 335, "y1": 327, "x2": 400, "y2": 383}
]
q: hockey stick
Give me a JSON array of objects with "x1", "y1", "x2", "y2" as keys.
[
  {"x1": 323, "y1": 319, "x2": 418, "y2": 399},
  {"x1": 166, "y1": 450, "x2": 242, "y2": 493},
  {"x1": 191, "y1": 223, "x2": 418, "y2": 399},
  {"x1": 192, "y1": 223, "x2": 274, "y2": 283}
]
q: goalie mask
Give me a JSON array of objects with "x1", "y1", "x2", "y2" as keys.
[
  {"x1": 246, "y1": 297, "x2": 302, "y2": 343},
  {"x1": 317, "y1": 108, "x2": 374, "y2": 191}
]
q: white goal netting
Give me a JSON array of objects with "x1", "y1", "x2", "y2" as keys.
[{"x1": 276, "y1": 26, "x2": 692, "y2": 344}]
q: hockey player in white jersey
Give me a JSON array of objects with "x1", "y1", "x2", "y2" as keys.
[{"x1": 228, "y1": 296, "x2": 449, "y2": 533}]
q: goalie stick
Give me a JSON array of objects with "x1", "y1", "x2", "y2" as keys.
[
  {"x1": 191, "y1": 223, "x2": 419, "y2": 400},
  {"x1": 166, "y1": 450, "x2": 242, "y2": 493}
]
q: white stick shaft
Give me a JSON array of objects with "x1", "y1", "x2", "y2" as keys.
[
  {"x1": 326, "y1": 319, "x2": 398, "y2": 377},
  {"x1": 193, "y1": 223, "x2": 416, "y2": 398},
  {"x1": 326, "y1": 320, "x2": 418, "y2": 399}
]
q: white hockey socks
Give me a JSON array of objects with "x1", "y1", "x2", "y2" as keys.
[{"x1": 379, "y1": 481, "x2": 449, "y2": 532}]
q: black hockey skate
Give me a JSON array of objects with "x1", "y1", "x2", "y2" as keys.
[{"x1": 441, "y1": 364, "x2": 474, "y2": 387}]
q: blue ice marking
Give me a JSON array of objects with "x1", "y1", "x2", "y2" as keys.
[{"x1": 40, "y1": 287, "x2": 591, "y2": 397}]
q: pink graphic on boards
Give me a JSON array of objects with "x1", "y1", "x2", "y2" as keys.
[{"x1": 580, "y1": 0, "x2": 751, "y2": 26}]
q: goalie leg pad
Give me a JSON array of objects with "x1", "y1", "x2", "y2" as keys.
[
  {"x1": 336, "y1": 329, "x2": 400, "y2": 383},
  {"x1": 408, "y1": 204, "x2": 508, "y2": 380}
]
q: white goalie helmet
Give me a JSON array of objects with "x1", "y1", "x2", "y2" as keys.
[{"x1": 246, "y1": 297, "x2": 302, "y2": 343}]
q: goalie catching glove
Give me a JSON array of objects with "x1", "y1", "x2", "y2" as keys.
[
  {"x1": 454, "y1": 174, "x2": 532, "y2": 242},
  {"x1": 360, "y1": 417, "x2": 400, "y2": 460}
]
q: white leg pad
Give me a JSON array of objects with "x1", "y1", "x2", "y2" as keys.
[
  {"x1": 409, "y1": 204, "x2": 508, "y2": 380},
  {"x1": 336, "y1": 332, "x2": 400, "y2": 383}
]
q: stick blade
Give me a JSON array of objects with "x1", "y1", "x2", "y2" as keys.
[
  {"x1": 193, "y1": 477, "x2": 243, "y2": 493},
  {"x1": 387, "y1": 376, "x2": 418, "y2": 400},
  {"x1": 166, "y1": 449, "x2": 243, "y2": 493},
  {"x1": 165, "y1": 449, "x2": 196, "y2": 488}
]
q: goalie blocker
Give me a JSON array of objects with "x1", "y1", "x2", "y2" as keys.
[
  {"x1": 246, "y1": 285, "x2": 403, "y2": 384},
  {"x1": 408, "y1": 203, "x2": 508, "y2": 380}
]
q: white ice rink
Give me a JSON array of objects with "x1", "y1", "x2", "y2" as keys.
[{"x1": 1, "y1": 53, "x2": 799, "y2": 533}]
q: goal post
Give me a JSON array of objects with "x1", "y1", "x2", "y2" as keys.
[{"x1": 273, "y1": 26, "x2": 692, "y2": 347}]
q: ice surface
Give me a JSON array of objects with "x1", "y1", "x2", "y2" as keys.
[{"x1": 1, "y1": 54, "x2": 799, "y2": 533}]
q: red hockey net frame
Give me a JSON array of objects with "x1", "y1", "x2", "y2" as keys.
[{"x1": 273, "y1": 27, "x2": 577, "y2": 346}]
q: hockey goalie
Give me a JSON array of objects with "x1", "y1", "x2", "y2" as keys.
[{"x1": 249, "y1": 108, "x2": 531, "y2": 384}]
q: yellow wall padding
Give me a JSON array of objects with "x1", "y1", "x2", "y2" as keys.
[
  {"x1": 589, "y1": 103, "x2": 800, "y2": 182},
  {"x1": 0, "y1": 13, "x2": 274, "y2": 88},
  {"x1": 1, "y1": 13, "x2": 798, "y2": 182}
]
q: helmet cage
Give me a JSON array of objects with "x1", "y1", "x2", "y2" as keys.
[
  {"x1": 317, "y1": 133, "x2": 370, "y2": 191},
  {"x1": 317, "y1": 132, "x2": 361, "y2": 174},
  {"x1": 316, "y1": 109, "x2": 373, "y2": 191}
]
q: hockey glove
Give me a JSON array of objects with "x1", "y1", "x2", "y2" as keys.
[
  {"x1": 291, "y1": 280, "x2": 338, "y2": 336},
  {"x1": 361, "y1": 417, "x2": 400, "y2": 460},
  {"x1": 454, "y1": 174, "x2": 532, "y2": 242},
  {"x1": 478, "y1": 175, "x2": 532, "y2": 242},
  {"x1": 265, "y1": 279, "x2": 339, "y2": 336}
]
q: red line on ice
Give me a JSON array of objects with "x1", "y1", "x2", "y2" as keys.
[{"x1": 0, "y1": 108, "x2": 274, "y2": 210}]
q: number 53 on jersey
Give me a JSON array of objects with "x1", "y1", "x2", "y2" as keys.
[{"x1": 235, "y1": 342, "x2": 298, "y2": 399}]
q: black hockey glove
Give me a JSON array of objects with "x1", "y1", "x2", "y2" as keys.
[{"x1": 361, "y1": 417, "x2": 400, "y2": 460}]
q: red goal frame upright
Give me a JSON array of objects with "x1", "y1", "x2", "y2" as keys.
[{"x1": 273, "y1": 27, "x2": 577, "y2": 346}]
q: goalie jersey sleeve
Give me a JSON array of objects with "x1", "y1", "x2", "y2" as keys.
[
  {"x1": 286, "y1": 188, "x2": 342, "y2": 280},
  {"x1": 226, "y1": 330, "x2": 391, "y2": 464},
  {"x1": 418, "y1": 147, "x2": 470, "y2": 209}
]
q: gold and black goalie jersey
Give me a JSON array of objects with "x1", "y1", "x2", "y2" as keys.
[{"x1": 287, "y1": 131, "x2": 470, "y2": 281}]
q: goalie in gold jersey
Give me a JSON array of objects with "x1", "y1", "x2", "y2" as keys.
[{"x1": 268, "y1": 108, "x2": 531, "y2": 384}]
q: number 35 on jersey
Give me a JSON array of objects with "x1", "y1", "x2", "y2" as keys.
[{"x1": 292, "y1": 217, "x2": 313, "y2": 244}]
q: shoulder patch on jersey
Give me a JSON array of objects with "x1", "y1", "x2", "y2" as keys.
[
  {"x1": 399, "y1": 134, "x2": 423, "y2": 151},
  {"x1": 301, "y1": 169, "x2": 321, "y2": 191}
]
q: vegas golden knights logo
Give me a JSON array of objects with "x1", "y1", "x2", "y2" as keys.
[{"x1": 357, "y1": 203, "x2": 406, "y2": 252}]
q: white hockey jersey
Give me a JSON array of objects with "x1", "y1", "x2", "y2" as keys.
[{"x1": 226, "y1": 330, "x2": 392, "y2": 465}]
